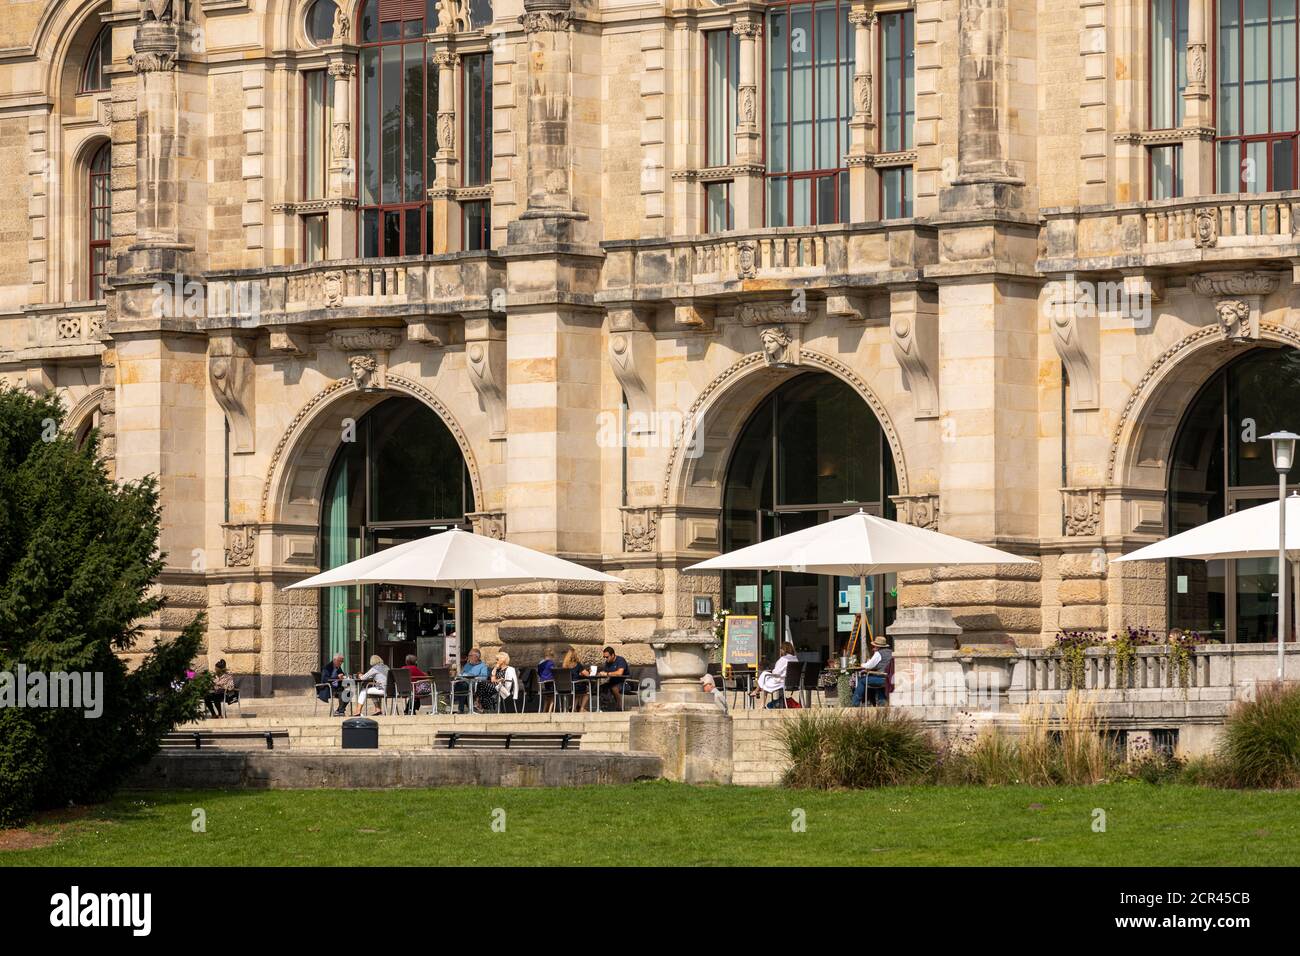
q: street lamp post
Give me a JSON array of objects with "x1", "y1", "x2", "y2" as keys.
[{"x1": 1263, "y1": 431, "x2": 1299, "y2": 680}]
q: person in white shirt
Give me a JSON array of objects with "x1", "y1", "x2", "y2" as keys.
[
  {"x1": 356, "y1": 655, "x2": 390, "y2": 716},
  {"x1": 852, "y1": 636, "x2": 893, "y2": 706},
  {"x1": 700, "y1": 673, "x2": 728, "y2": 713},
  {"x1": 751, "y1": 643, "x2": 799, "y2": 706},
  {"x1": 485, "y1": 651, "x2": 520, "y2": 712}
]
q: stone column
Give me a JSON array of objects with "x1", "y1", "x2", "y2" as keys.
[
  {"x1": 519, "y1": 0, "x2": 583, "y2": 220},
  {"x1": 887, "y1": 607, "x2": 965, "y2": 708},
  {"x1": 731, "y1": 14, "x2": 765, "y2": 229},
  {"x1": 327, "y1": 58, "x2": 358, "y2": 259},
  {"x1": 847, "y1": 6, "x2": 878, "y2": 223},
  {"x1": 429, "y1": 49, "x2": 461, "y2": 253},
  {"x1": 627, "y1": 630, "x2": 733, "y2": 784},
  {"x1": 1181, "y1": 0, "x2": 1214, "y2": 195},
  {"x1": 941, "y1": 0, "x2": 1025, "y2": 211}
]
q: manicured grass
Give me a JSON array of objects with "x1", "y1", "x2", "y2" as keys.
[{"x1": 3, "y1": 781, "x2": 1299, "y2": 866}]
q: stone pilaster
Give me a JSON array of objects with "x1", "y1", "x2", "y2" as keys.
[
  {"x1": 1181, "y1": 0, "x2": 1215, "y2": 195},
  {"x1": 847, "y1": 6, "x2": 878, "y2": 223},
  {"x1": 429, "y1": 49, "x2": 461, "y2": 253},
  {"x1": 327, "y1": 58, "x2": 358, "y2": 259},
  {"x1": 518, "y1": 0, "x2": 583, "y2": 221},
  {"x1": 732, "y1": 14, "x2": 764, "y2": 229}
]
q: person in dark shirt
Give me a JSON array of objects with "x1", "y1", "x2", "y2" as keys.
[
  {"x1": 596, "y1": 646, "x2": 631, "y2": 710},
  {"x1": 321, "y1": 653, "x2": 347, "y2": 716}
]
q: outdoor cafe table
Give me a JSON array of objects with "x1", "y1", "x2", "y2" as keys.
[
  {"x1": 340, "y1": 677, "x2": 374, "y2": 717},
  {"x1": 574, "y1": 673, "x2": 623, "y2": 712}
]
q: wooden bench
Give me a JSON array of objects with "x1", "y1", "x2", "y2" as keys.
[
  {"x1": 434, "y1": 731, "x2": 582, "y2": 751},
  {"x1": 161, "y1": 730, "x2": 289, "y2": 751}
]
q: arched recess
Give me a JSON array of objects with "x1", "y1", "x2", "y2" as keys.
[
  {"x1": 1108, "y1": 324, "x2": 1300, "y2": 492},
  {"x1": 261, "y1": 375, "x2": 484, "y2": 530},
  {"x1": 664, "y1": 350, "x2": 911, "y2": 512}
]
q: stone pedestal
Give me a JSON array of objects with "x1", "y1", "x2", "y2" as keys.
[
  {"x1": 888, "y1": 606, "x2": 964, "y2": 707},
  {"x1": 627, "y1": 629, "x2": 732, "y2": 784}
]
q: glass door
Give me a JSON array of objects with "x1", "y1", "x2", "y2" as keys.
[{"x1": 1226, "y1": 491, "x2": 1292, "y2": 644}]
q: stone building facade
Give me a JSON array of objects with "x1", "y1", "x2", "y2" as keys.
[{"x1": 3, "y1": 0, "x2": 1298, "y2": 692}]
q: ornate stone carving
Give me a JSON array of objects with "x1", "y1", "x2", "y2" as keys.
[
  {"x1": 1187, "y1": 42, "x2": 1207, "y2": 86},
  {"x1": 322, "y1": 270, "x2": 345, "y2": 307},
  {"x1": 607, "y1": 307, "x2": 657, "y2": 418},
  {"x1": 437, "y1": 112, "x2": 455, "y2": 151},
  {"x1": 468, "y1": 511, "x2": 506, "y2": 540},
  {"x1": 519, "y1": 10, "x2": 573, "y2": 33},
  {"x1": 329, "y1": 328, "x2": 401, "y2": 352},
  {"x1": 57, "y1": 317, "x2": 81, "y2": 340},
  {"x1": 621, "y1": 507, "x2": 659, "y2": 553},
  {"x1": 327, "y1": 60, "x2": 356, "y2": 79},
  {"x1": 1190, "y1": 271, "x2": 1280, "y2": 341},
  {"x1": 331, "y1": 8, "x2": 351, "y2": 42},
  {"x1": 129, "y1": 51, "x2": 177, "y2": 73},
  {"x1": 431, "y1": 51, "x2": 460, "y2": 69},
  {"x1": 891, "y1": 493, "x2": 940, "y2": 531},
  {"x1": 208, "y1": 334, "x2": 256, "y2": 454},
  {"x1": 736, "y1": 240, "x2": 758, "y2": 279},
  {"x1": 889, "y1": 299, "x2": 940, "y2": 419},
  {"x1": 738, "y1": 86, "x2": 756, "y2": 126},
  {"x1": 759, "y1": 326, "x2": 797, "y2": 366},
  {"x1": 736, "y1": 300, "x2": 810, "y2": 326},
  {"x1": 854, "y1": 74, "x2": 872, "y2": 119},
  {"x1": 436, "y1": 0, "x2": 470, "y2": 34},
  {"x1": 465, "y1": 317, "x2": 507, "y2": 439},
  {"x1": 1193, "y1": 207, "x2": 1218, "y2": 247},
  {"x1": 331, "y1": 121, "x2": 349, "y2": 162},
  {"x1": 732, "y1": 15, "x2": 762, "y2": 38},
  {"x1": 140, "y1": 0, "x2": 178, "y2": 23},
  {"x1": 347, "y1": 354, "x2": 380, "y2": 390},
  {"x1": 1047, "y1": 285, "x2": 1101, "y2": 410},
  {"x1": 223, "y1": 522, "x2": 257, "y2": 567},
  {"x1": 1062, "y1": 487, "x2": 1103, "y2": 536}
]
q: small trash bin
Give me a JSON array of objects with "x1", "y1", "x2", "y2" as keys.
[{"x1": 341, "y1": 717, "x2": 379, "y2": 750}]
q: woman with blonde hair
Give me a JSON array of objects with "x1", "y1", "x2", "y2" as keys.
[
  {"x1": 356, "y1": 654, "x2": 390, "y2": 716},
  {"x1": 480, "y1": 650, "x2": 520, "y2": 712}
]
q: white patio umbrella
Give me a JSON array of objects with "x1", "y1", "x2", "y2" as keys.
[
  {"x1": 685, "y1": 509, "x2": 1035, "y2": 655},
  {"x1": 287, "y1": 528, "x2": 622, "y2": 676},
  {"x1": 1113, "y1": 494, "x2": 1300, "y2": 678}
]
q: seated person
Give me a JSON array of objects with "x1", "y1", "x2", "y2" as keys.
[
  {"x1": 204, "y1": 660, "x2": 236, "y2": 718},
  {"x1": 320, "y1": 653, "x2": 347, "y2": 716},
  {"x1": 596, "y1": 646, "x2": 631, "y2": 710},
  {"x1": 480, "y1": 651, "x2": 520, "y2": 711},
  {"x1": 851, "y1": 636, "x2": 893, "y2": 707},
  {"x1": 751, "y1": 643, "x2": 799, "y2": 708},
  {"x1": 700, "y1": 673, "x2": 727, "y2": 713},
  {"x1": 400, "y1": 654, "x2": 431, "y2": 714},
  {"x1": 356, "y1": 655, "x2": 390, "y2": 716},
  {"x1": 536, "y1": 646, "x2": 557, "y2": 712},
  {"x1": 453, "y1": 648, "x2": 490, "y2": 714},
  {"x1": 565, "y1": 647, "x2": 593, "y2": 712}
]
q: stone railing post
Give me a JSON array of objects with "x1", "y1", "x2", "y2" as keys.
[{"x1": 887, "y1": 606, "x2": 964, "y2": 708}]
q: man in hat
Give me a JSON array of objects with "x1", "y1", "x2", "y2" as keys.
[{"x1": 851, "y1": 635, "x2": 893, "y2": 707}]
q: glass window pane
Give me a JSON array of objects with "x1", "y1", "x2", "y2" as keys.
[
  {"x1": 776, "y1": 373, "x2": 882, "y2": 506},
  {"x1": 768, "y1": 12, "x2": 788, "y2": 173},
  {"x1": 1152, "y1": 0, "x2": 1174, "y2": 128},
  {"x1": 1273, "y1": 0, "x2": 1298, "y2": 133},
  {"x1": 792, "y1": 176, "x2": 811, "y2": 226},
  {"x1": 815, "y1": 174, "x2": 836, "y2": 224},
  {"x1": 383, "y1": 209, "x2": 401, "y2": 256},
  {"x1": 304, "y1": 216, "x2": 327, "y2": 262},
  {"x1": 767, "y1": 175, "x2": 787, "y2": 226},
  {"x1": 706, "y1": 181, "x2": 732, "y2": 232},
  {"x1": 363, "y1": 208, "x2": 380, "y2": 257},
  {"x1": 790, "y1": 7, "x2": 814, "y2": 171},
  {"x1": 307, "y1": 0, "x2": 339, "y2": 45},
  {"x1": 361, "y1": 49, "x2": 379, "y2": 204},
  {"x1": 1245, "y1": 138, "x2": 1267, "y2": 191},
  {"x1": 405, "y1": 42, "x2": 424, "y2": 202},
  {"x1": 1150, "y1": 144, "x2": 1182, "y2": 198},
  {"x1": 382, "y1": 45, "x2": 401, "y2": 204},
  {"x1": 1217, "y1": 139, "x2": 1242, "y2": 191},
  {"x1": 1273, "y1": 136, "x2": 1296, "y2": 189},
  {"x1": 1218, "y1": 0, "x2": 1240, "y2": 136},
  {"x1": 883, "y1": 13, "x2": 902, "y2": 150},
  {"x1": 369, "y1": 398, "x2": 470, "y2": 522},
  {"x1": 1243, "y1": 0, "x2": 1269, "y2": 135},
  {"x1": 305, "y1": 71, "x2": 326, "y2": 200},
  {"x1": 707, "y1": 31, "x2": 729, "y2": 166}
]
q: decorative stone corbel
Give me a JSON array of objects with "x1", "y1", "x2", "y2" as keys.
[
  {"x1": 758, "y1": 325, "x2": 799, "y2": 367},
  {"x1": 329, "y1": 328, "x2": 399, "y2": 391},
  {"x1": 468, "y1": 510, "x2": 506, "y2": 540},
  {"x1": 674, "y1": 300, "x2": 715, "y2": 331},
  {"x1": 891, "y1": 493, "x2": 940, "y2": 531},
  {"x1": 208, "y1": 333, "x2": 256, "y2": 453},
  {"x1": 1061, "y1": 487, "x2": 1103, "y2": 536},
  {"x1": 889, "y1": 289, "x2": 940, "y2": 420},
  {"x1": 826, "y1": 293, "x2": 872, "y2": 324},
  {"x1": 1047, "y1": 281, "x2": 1101, "y2": 410},
  {"x1": 407, "y1": 320, "x2": 452, "y2": 348},
  {"x1": 268, "y1": 328, "x2": 311, "y2": 356},
  {"x1": 607, "y1": 306, "x2": 657, "y2": 418},
  {"x1": 465, "y1": 315, "x2": 507, "y2": 439},
  {"x1": 1189, "y1": 271, "x2": 1280, "y2": 342},
  {"x1": 621, "y1": 506, "x2": 660, "y2": 553}
]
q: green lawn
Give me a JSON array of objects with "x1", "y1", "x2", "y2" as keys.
[{"x1": 3, "y1": 781, "x2": 1298, "y2": 866}]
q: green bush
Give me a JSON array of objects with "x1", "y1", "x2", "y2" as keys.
[
  {"x1": 1219, "y1": 682, "x2": 1300, "y2": 789},
  {"x1": 0, "y1": 385, "x2": 205, "y2": 826},
  {"x1": 777, "y1": 709, "x2": 937, "y2": 789}
]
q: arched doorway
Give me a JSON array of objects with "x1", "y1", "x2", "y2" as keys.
[
  {"x1": 319, "y1": 396, "x2": 476, "y2": 670},
  {"x1": 721, "y1": 371, "x2": 899, "y2": 665},
  {"x1": 1168, "y1": 346, "x2": 1300, "y2": 643}
]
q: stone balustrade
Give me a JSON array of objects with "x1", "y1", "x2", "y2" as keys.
[
  {"x1": 600, "y1": 220, "x2": 938, "y2": 303},
  {"x1": 1040, "y1": 191, "x2": 1300, "y2": 272},
  {"x1": 1010, "y1": 645, "x2": 1222, "y2": 703},
  {"x1": 5, "y1": 302, "x2": 108, "y2": 360}
]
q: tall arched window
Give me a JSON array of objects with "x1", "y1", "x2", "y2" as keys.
[
  {"x1": 358, "y1": 0, "x2": 439, "y2": 257},
  {"x1": 88, "y1": 142, "x2": 111, "y2": 299},
  {"x1": 80, "y1": 25, "x2": 111, "y2": 94}
]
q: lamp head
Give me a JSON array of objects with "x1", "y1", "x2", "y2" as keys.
[{"x1": 1263, "y1": 431, "x2": 1300, "y2": 474}]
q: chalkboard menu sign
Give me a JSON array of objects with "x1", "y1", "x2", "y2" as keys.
[{"x1": 723, "y1": 615, "x2": 760, "y2": 672}]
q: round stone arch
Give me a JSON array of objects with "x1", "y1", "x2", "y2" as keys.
[
  {"x1": 63, "y1": 384, "x2": 106, "y2": 442},
  {"x1": 1107, "y1": 323, "x2": 1300, "y2": 492},
  {"x1": 259, "y1": 374, "x2": 484, "y2": 529},
  {"x1": 663, "y1": 349, "x2": 911, "y2": 512}
]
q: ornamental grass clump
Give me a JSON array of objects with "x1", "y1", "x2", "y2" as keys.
[
  {"x1": 777, "y1": 709, "x2": 937, "y2": 789},
  {"x1": 1219, "y1": 681, "x2": 1300, "y2": 789}
]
